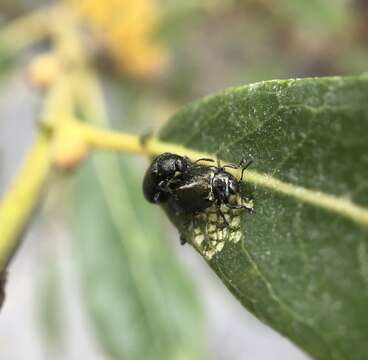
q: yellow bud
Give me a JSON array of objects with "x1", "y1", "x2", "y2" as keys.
[
  {"x1": 51, "y1": 124, "x2": 90, "y2": 172},
  {"x1": 69, "y1": 0, "x2": 168, "y2": 78},
  {"x1": 28, "y1": 54, "x2": 60, "y2": 89}
]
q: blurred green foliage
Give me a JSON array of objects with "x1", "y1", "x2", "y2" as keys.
[
  {"x1": 38, "y1": 260, "x2": 64, "y2": 357},
  {"x1": 74, "y1": 155, "x2": 204, "y2": 360}
]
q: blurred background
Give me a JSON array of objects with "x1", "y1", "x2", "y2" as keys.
[{"x1": 0, "y1": 0, "x2": 367, "y2": 359}]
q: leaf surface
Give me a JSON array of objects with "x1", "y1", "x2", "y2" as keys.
[{"x1": 159, "y1": 76, "x2": 368, "y2": 360}]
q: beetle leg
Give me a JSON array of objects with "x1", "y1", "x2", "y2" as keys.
[
  {"x1": 179, "y1": 234, "x2": 187, "y2": 245},
  {"x1": 222, "y1": 163, "x2": 239, "y2": 170},
  {"x1": 225, "y1": 200, "x2": 254, "y2": 213},
  {"x1": 153, "y1": 192, "x2": 162, "y2": 203},
  {"x1": 158, "y1": 179, "x2": 179, "y2": 195},
  {"x1": 239, "y1": 159, "x2": 253, "y2": 181},
  {"x1": 179, "y1": 215, "x2": 197, "y2": 245},
  {"x1": 222, "y1": 159, "x2": 253, "y2": 180},
  {"x1": 216, "y1": 205, "x2": 229, "y2": 227}
]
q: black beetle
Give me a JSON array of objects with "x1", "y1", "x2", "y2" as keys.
[
  {"x1": 142, "y1": 152, "x2": 192, "y2": 203},
  {"x1": 143, "y1": 152, "x2": 253, "y2": 222},
  {"x1": 166, "y1": 165, "x2": 213, "y2": 214},
  {"x1": 167, "y1": 158, "x2": 253, "y2": 221}
]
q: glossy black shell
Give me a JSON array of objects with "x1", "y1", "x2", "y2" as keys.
[
  {"x1": 168, "y1": 166, "x2": 214, "y2": 214},
  {"x1": 142, "y1": 153, "x2": 191, "y2": 203}
]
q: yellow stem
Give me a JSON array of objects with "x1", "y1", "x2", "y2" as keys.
[
  {"x1": 0, "y1": 135, "x2": 51, "y2": 270},
  {"x1": 70, "y1": 121, "x2": 217, "y2": 159},
  {"x1": 0, "y1": 5, "x2": 85, "y2": 273},
  {"x1": 66, "y1": 120, "x2": 368, "y2": 229},
  {"x1": 0, "y1": 71, "x2": 79, "y2": 274},
  {"x1": 0, "y1": 5, "x2": 59, "y2": 52}
]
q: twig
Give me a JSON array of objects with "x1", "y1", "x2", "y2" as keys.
[{"x1": 0, "y1": 135, "x2": 51, "y2": 270}]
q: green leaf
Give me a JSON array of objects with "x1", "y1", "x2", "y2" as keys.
[
  {"x1": 276, "y1": 0, "x2": 349, "y2": 29},
  {"x1": 0, "y1": 40, "x2": 16, "y2": 80},
  {"x1": 158, "y1": 75, "x2": 368, "y2": 360},
  {"x1": 37, "y1": 260, "x2": 64, "y2": 354},
  {"x1": 73, "y1": 154, "x2": 204, "y2": 360}
]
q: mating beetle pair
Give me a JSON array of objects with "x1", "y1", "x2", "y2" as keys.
[{"x1": 142, "y1": 152, "x2": 253, "y2": 236}]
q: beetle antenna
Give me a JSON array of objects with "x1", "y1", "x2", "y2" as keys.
[
  {"x1": 222, "y1": 163, "x2": 239, "y2": 170},
  {"x1": 193, "y1": 158, "x2": 215, "y2": 165},
  {"x1": 214, "y1": 143, "x2": 227, "y2": 169},
  {"x1": 239, "y1": 159, "x2": 253, "y2": 181}
]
